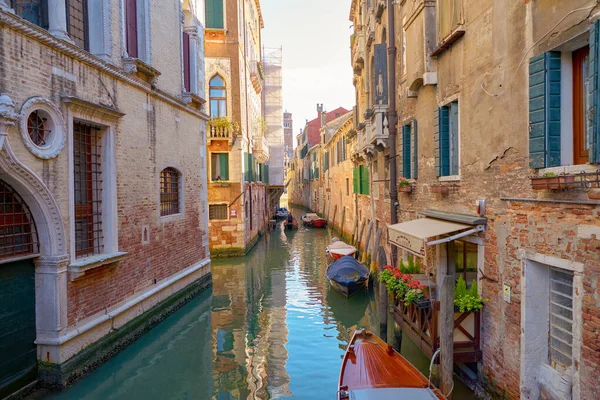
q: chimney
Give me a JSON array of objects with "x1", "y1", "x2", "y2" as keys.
[{"x1": 320, "y1": 110, "x2": 327, "y2": 128}]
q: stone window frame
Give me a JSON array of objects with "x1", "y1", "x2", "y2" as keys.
[
  {"x1": 209, "y1": 151, "x2": 230, "y2": 182},
  {"x1": 19, "y1": 97, "x2": 66, "y2": 160},
  {"x1": 120, "y1": 0, "x2": 151, "y2": 64},
  {"x1": 63, "y1": 97, "x2": 126, "y2": 280},
  {"x1": 160, "y1": 167, "x2": 182, "y2": 217},
  {"x1": 437, "y1": 94, "x2": 461, "y2": 182},
  {"x1": 158, "y1": 163, "x2": 185, "y2": 223},
  {"x1": 520, "y1": 250, "x2": 584, "y2": 400},
  {"x1": 208, "y1": 203, "x2": 229, "y2": 221}
]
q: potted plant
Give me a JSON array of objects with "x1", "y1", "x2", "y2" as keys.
[
  {"x1": 398, "y1": 177, "x2": 413, "y2": 193},
  {"x1": 431, "y1": 184, "x2": 449, "y2": 195},
  {"x1": 531, "y1": 172, "x2": 559, "y2": 190},
  {"x1": 454, "y1": 276, "x2": 487, "y2": 312},
  {"x1": 212, "y1": 176, "x2": 230, "y2": 186},
  {"x1": 363, "y1": 108, "x2": 374, "y2": 119},
  {"x1": 380, "y1": 265, "x2": 429, "y2": 308}
]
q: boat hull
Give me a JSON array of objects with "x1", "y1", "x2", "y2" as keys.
[
  {"x1": 338, "y1": 330, "x2": 446, "y2": 400},
  {"x1": 329, "y1": 250, "x2": 356, "y2": 260},
  {"x1": 328, "y1": 276, "x2": 367, "y2": 297}
]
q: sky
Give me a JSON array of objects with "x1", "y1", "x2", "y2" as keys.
[{"x1": 260, "y1": 0, "x2": 355, "y2": 145}]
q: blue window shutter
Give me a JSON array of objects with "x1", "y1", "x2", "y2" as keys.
[
  {"x1": 547, "y1": 52, "x2": 561, "y2": 167},
  {"x1": 529, "y1": 52, "x2": 561, "y2": 168},
  {"x1": 450, "y1": 102, "x2": 459, "y2": 175},
  {"x1": 434, "y1": 109, "x2": 440, "y2": 176},
  {"x1": 529, "y1": 53, "x2": 547, "y2": 168},
  {"x1": 440, "y1": 106, "x2": 450, "y2": 176},
  {"x1": 412, "y1": 120, "x2": 418, "y2": 179},
  {"x1": 589, "y1": 20, "x2": 600, "y2": 163},
  {"x1": 402, "y1": 125, "x2": 411, "y2": 179}
]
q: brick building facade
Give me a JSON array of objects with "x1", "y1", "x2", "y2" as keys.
[
  {"x1": 0, "y1": 0, "x2": 211, "y2": 396},
  {"x1": 204, "y1": 0, "x2": 270, "y2": 257}
]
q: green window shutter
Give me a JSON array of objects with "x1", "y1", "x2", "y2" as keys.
[
  {"x1": 529, "y1": 52, "x2": 561, "y2": 168},
  {"x1": 450, "y1": 102, "x2": 459, "y2": 175},
  {"x1": 402, "y1": 125, "x2": 411, "y2": 179},
  {"x1": 206, "y1": 0, "x2": 224, "y2": 29},
  {"x1": 412, "y1": 120, "x2": 419, "y2": 179},
  {"x1": 589, "y1": 21, "x2": 600, "y2": 163},
  {"x1": 547, "y1": 53, "x2": 561, "y2": 166},
  {"x1": 360, "y1": 164, "x2": 370, "y2": 195},
  {"x1": 439, "y1": 107, "x2": 450, "y2": 176},
  {"x1": 219, "y1": 154, "x2": 229, "y2": 180},
  {"x1": 243, "y1": 152, "x2": 249, "y2": 182},
  {"x1": 434, "y1": 108, "x2": 440, "y2": 177},
  {"x1": 353, "y1": 167, "x2": 360, "y2": 193}
]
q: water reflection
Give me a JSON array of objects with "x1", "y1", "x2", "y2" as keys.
[{"x1": 42, "y1": 205, "x2": 475, "y2": 400}]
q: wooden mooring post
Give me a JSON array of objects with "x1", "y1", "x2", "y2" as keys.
[{"x1": 439, "y1": 242, "x2": 456, "y2": 399}]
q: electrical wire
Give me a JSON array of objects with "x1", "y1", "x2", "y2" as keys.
[{"x1": 481, "y1": 3, "x2": 598, "y2": 97}]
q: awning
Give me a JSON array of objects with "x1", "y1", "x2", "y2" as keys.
[{"x1": 387, "y1": 218, "x2": 474, "y2": 257}]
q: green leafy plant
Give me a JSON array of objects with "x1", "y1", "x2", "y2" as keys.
[
  {"x1": 398, "y1": 177, "x2": 411, "y2": 187},
  {"x1": 542, "y1": 172, "x2": 557, "y2": 178},
  {"x1": 380, "y1": 265, "x2": 426, "y2": 306},
  {"x1": 398, "y1": 256, "x2": 421, "y2": 274},
  {"x1": 454, "y1": 276, "x2": 487, "y2": 312}
]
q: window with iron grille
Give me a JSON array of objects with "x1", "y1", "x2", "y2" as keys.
[
  {"x1": 549, "y1": 268, "x2": 574, "y2": 370},
  {"x1": 67, "y1": 0, "x2": 88, "y2": 50},
  {"x1": 0, "y1": 180, "x2": 39, "y2": 260},
  {"x1": 160, "y1": 168, "x2": 181, "y2": 217},
  {"x1": 27, "y1": 110, "x2": 52, "y2": 147},
  {"x1": 12, "y1": 0, "x2": 49, "y2": 29},
  {"x1": 73, "y1": 122, "x2": 103, "y2": 258},
  {"x1": 209, "y1": 204, "x2": 228, "y2": 220}
]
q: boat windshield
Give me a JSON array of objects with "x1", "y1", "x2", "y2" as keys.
[{"x1": 350, "y1": 387, "x2": 440, "y2": 400}]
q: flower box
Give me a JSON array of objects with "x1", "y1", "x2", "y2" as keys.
[
  {"x1": 531, "y1": 175, "x2": 576, "y2": 190},
  {"x1": 398, "y1": 185, "x2": 413, "y2": 193},
  {"x1": 413, "y1": 298, "x2": 432, "y2": 309}
]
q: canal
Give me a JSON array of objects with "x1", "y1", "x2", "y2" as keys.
[{"x1": 37, "y1": 206, "x2": 476, "y2": 399}]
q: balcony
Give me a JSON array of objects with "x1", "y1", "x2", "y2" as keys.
[
  {"x1": 368, "y1": 105, "x2": 389, "y2": 150},
  {"x1": 366, "y1": 13, "x2": 375, "y2": 47},
  {"x1": 351, "y1": 29, "x2": 365, "y2": 73},
  {"x1": 250, "y1": 61, "x2": 264, "y2": 94},
  {"x1": 253, "y1": 135, "x2": 270, "y2": 163},
  {"x1": 207, "y1": 118, "x2": 235, "y2": 145}
]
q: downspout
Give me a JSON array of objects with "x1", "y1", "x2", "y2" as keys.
[{"x1": 387, "y1": 0, "x2": 398, "y2": 266}]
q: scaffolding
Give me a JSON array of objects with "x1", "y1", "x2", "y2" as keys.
[{"x1": 263, "y1": 47, "x2": 284, "y2": 188}]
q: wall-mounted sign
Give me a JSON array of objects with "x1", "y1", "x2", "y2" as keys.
[
  {"x1": 230, "y1": 209, "x2": 237, "y2": 217},
  {"x1": 503, "y1": 283, "x2": 511, "y2": 303}
]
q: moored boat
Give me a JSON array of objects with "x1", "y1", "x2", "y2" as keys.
[
  {"x1": 326, "y1": 240, "x2": 357, "y2": 260},
  {"x1": 326, "y1": 256, "x2": 369, "y2": 297},
  {"x1": 338, "y1": 329, "x2": 446, "y2": 400},
  {"x1": 301, "y1": 213, "x2": 327, "y2": 228},
  {"x1": 275, "y1": 207, "x2": 289, "y2": 219},
  {"x1": 285, "y1": 218, "x2": 298, "y2": 230}
]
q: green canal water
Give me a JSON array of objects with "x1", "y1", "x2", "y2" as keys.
[{"x1": 40, "y1": 206, "x2": 476, "y2": 399}]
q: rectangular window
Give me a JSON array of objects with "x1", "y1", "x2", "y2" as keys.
[
  {"x1": 454, "y1": 240, "x2": 477, "y2": 285},
  {"x1": 438, "y1": 0, "x2": 462, "y2": 41},
  {"x1": 209, "y1": 204, "x2": 228, "y2": 220},
  {"x1": 353, "y1": 164, "x2": 370, "y2": 195},
  {"x1": 67, "y1": 0, "x2": 88, "y2": 50},
  {"x1": 210, "y1": 153, "x2": 229, "y2": 181},
  {"x1": 346, "y1": 177, "x2": 350, "y2": 196},
  {"x1": 402, "y1": 124, "x2": 412, "y2": 179},
  {"x1": 438, "y1": 101, "x2": 459, "y2": 176},
  {"x1": 206, "y1": 0, "x2": 224, "y2": 29},
  {"x1": 182, "y1": 30, "x2": 191, "y2": 92},
  {"x1": 73, "y1": 122, "x2": 103, "y2": 258},
  {"x1": 549, "y1": 268, "x2": 574, "y2": 369},
  {"x1": 125, "y1": 0, "x2": 138, "y2": 58},
  {"x1": 13, "y1": 0, "x2": 48, "y2": 29},
  {"x1": 160, "y1": 168, "x2": 181, "y2": 216},
  {"x1": 573, "y1": 46, "x2": 590, "y2": 165}
]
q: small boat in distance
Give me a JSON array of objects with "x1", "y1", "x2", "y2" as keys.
[
  {"x1": 326, "y1": 256, "x2": 369, "y2": 297},
  {"x1": 275, "y1": 207, "x2": 289, "y2": 219},
  {"x1": 326, "y1": 240, "x2": 357, "y2": 260},
  {"x1": 285, "y1": 217, "x2": 298, "y2": 230},
  {"x1": 338, "y1": 329, "x2": 446, "y2": 400},
  {"x1": 301, "y1": 213, "x2": 327, "y2": 228}
]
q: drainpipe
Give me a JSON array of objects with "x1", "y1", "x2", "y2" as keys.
[{"x1": 387, "y1": 0, "x2": 398, "y2": 266}]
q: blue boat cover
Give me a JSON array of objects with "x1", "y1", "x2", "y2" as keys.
[{"x1": 327, "y1": 256, "x2": 369, "y2": 284}]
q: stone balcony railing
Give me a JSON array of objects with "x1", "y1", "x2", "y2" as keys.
[
  {"x1": 369, "y1": 105, "x2": 389, "y2": 150},
  {"x1": 207, "y1": 122, "x2": 234, "y2": 145},
  {"x1": 253, "y1": 134, "x2": 270, "y2": 163}
]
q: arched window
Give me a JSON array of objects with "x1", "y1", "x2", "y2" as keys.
[
  {"x1": 160, "y1": 168, "x2": 181, "y2": 216},
  {"x1": 0, "y1": 180, "x2": 39, "y2": 260},
  {"x1": 209, "y1": 75, "x2": 227, "y2": 118}
]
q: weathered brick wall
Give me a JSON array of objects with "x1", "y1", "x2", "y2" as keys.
[{"x1": 0, "y1": 16, "x2": 209, "y2": 326}]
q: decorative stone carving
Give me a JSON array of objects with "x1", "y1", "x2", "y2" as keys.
[
  {"x1": 19, "y1": 97, "x2": 66, "y2": 159},
  {"x1": 0, "y1": 93, "x2": 18, "y2": 151}
]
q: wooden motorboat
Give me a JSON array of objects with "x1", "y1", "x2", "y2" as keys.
[
  {"x1": 326, "y1": 256, "x2": 369, "y2": 297},
  {"x1": 326, "y1": 240, "x2": 357, "y2": 260},
  {"x1": 285, "y1": 218, "x2": 298, "y2": 230},
  {"x1": 338, "y1": 329, "x2": 446, "y2": 400},
  {"x1": 301, "y1": 213, "x2": 327, "y2": 228}
]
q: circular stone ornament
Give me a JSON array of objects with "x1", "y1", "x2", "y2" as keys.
[{"x1": 20, "y1": 97, "x2": 65, "y2": 159}]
